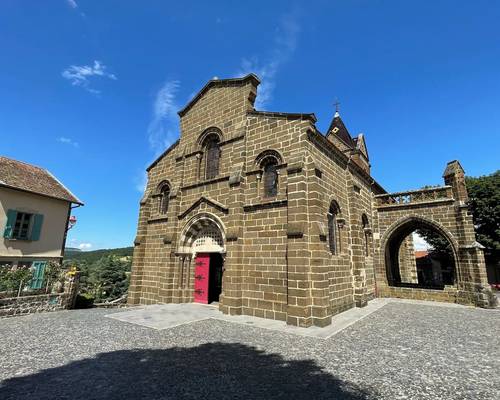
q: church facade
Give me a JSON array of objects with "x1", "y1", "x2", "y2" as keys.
[{"x1": 128, "y1": 74, "x2": 494, "y2": 327}]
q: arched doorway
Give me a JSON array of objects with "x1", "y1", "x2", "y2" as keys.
[
  {"x1": 178, "y1": 214, "x2": 225, "y2": 304},
  {"x1": 383, "y1": 218, "x2": 458, "y2": 290}
]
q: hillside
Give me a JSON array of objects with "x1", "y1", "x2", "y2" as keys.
[{"x1": 64, "y1": 246, "x2": 134, "y2": 263}]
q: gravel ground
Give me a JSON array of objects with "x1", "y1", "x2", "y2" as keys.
[{"x1": 0, "y1": 302, "x2": 499, "y2": 400}]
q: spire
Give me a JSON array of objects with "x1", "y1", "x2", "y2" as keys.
[{"x1": 326, "y1": 104, "x2": 355, "y2": 148}]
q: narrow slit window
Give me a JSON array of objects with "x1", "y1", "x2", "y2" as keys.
[{"x1": 205, "y1": 136, "x2": 220, "y2": 180}]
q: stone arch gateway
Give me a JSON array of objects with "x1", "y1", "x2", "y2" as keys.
[{"x1": 373, "y1": 161, "x2": 493, "y2": 307}]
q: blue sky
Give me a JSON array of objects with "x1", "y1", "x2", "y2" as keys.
[{"x1": 1, "y1": 1, "x2": 499, "y2": 250}]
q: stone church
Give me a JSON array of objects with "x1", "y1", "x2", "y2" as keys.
[{"x1": 129, "y1": 74, "x2": 494, "y2": 327}]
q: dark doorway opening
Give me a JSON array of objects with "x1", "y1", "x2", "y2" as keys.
[{"x1": 208, "y1": 253, "x2": 224, "y2": 303}]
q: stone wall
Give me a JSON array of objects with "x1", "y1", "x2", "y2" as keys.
[
  {"x1": 0, "y1": 271, "x2": 80, "y2": 318},
  {"x1": 0, "y1": 293, "x2": 69, "y2": 318}
]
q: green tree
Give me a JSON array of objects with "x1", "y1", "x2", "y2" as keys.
[{"x1": 465, "y1": 171, "x2": 500, "y2": 252}]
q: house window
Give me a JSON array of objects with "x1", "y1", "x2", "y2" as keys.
[
  {"x1": 205, "y1": 135, "x2": 220, "y2": 180},
  {"x1": 159, "y1": 184, "x2": 170, "y2": 215},
  {"x1": 263, "y1": 159, "x2": 278, "y2": 198},
  {"x1": 328, "y1": 201, "x2": 341, "y2": 254},
  {"x1": 3, "y1": 210, "x2": 44, "y2": 241},
  {"x1": 13, "y1": 212, "x2": 33, "y2": 240}
]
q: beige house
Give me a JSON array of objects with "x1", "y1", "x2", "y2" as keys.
[{"x1": 0, "y1": 157, "x2": 83, "y2": 288}]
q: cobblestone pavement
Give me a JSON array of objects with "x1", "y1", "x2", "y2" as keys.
[{"x1": 1, "y1": 302, "x2": 499, "y2": 400}]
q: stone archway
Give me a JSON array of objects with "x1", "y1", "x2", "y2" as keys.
[
  {"x1": 177, "y1": 213, "x2": 226, "y2": 304},
  {"x1": 381, "y1": 216, "x2": 458, "y2": 289},
  {"x1": 178, "y1": 213, "x2": 226, "y2": 255},
  {"x1": 372, "y1": 161, "x2": 494, "y2": 308}
]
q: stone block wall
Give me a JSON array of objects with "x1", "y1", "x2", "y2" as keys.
[{"x1": 0, "y1": 293, "x2": 69, "y2": 318}]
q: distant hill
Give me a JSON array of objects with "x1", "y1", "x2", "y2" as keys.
[
  {"x1": 64, "y1": 246, "x2": 134, "y2": 263},
  {"x1": 65, "y1": 247, "x2": 82, "y2": 254}
]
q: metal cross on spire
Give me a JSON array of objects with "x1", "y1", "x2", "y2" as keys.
[{"x1": 333, "y1": 99, "x2": 340, "y2": 116}]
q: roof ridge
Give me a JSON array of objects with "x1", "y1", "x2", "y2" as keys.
[{"x1": 0, "y1": 155, "x2": 46, "y2": 171}]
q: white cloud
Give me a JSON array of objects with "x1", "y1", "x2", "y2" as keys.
[
  {"x1": 237, "y1": 10, "x2": 300, "y2": 108},
  {"x1": 78, "y1": 243, "x2": 92, "y2": 250},
  {"x1": 412, "y1": 232, "x2": 431, "y2": 251},
  {"x1": 62, "y1": 60, "x2": 117, "y2": 94},
  {"x1": 67, "y1": 0, "x2": 78, "y2": 9},
  {"x1": 57, "y1": 136, "x2": 79, "y2": 148},
  {"x1": 147, "y1": 80, "x2": 180, "y2": 155},
  {"x1": 68, "y1": 239, "x2": 93, "y2": 251},
  {"x1": 134, "y1": 170, "x2": 148, "y2": 193}
]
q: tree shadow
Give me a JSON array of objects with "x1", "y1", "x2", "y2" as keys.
[{"x1": 0, "y1": 342, "x2": 377, "y2": 399}]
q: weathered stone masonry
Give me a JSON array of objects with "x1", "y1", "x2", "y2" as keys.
[{"x1": 129, "y1": 74, "x2": 495, "y2": 328}]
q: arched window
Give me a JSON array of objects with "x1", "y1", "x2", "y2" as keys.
[
  {"x1": 328, "y1": 201, "x2": 341, "y2": 254},
  {"x1": 204, "y1": 135, "x2": 220, "y2": 180},
  {"x1": 158, "y1": 183, "x2": 170, "y2": 215},
  {"x1": 362, "y1": 214, "x2": 370, "y2": 256},
  {"x1": 263, "y1": 158, "x2": 278, "y2": 198}
]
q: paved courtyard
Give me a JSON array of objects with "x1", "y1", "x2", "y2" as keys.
[{"x1": 0, "y1": 300, "x2": 499, "y2": 400}]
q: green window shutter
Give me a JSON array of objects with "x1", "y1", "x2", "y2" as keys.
[
  {"x1": 30, "y1": 261, "x2": 46, "y2": 289},
  {"x1": 30, "y1": 214, "x2": 44, "y2": 241},
  {"x1": 3, "y1": 209, "x2": 17, "y2": 239}
]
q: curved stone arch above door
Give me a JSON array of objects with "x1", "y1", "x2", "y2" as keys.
[{"x1": 177, "y1": 212, "x2": 226, "y2": 255}]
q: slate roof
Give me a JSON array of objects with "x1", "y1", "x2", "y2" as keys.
[
  {"x1": 326, "y1": 112, "x2": 356, "y2": 148},
  {"x1": 0, "y1": 156, "x2": 83, "y2": 204}
]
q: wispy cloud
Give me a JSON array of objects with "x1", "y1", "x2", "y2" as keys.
[
  {"x1": 147, "y1": 80, "x2": 180, "y2": 154},
  {"x1": 67, "y1": 0, "x2": 78, "y2": 9},
  {"x1": 237, "y1": 10, "x2": 301, "y2": 108},
  {"x1": 134, "y1": 80, "x2": 181, "y2": 193},
  {"x1": 68, "y1": 238, "x2": 93, "y2": 251},
  {"x1": 134, "y1": 170, "x2": 148, "y2": 193},
  {"x1": 62, "y1": 60, "x2": 117, "y2": 94},
  {"x1": 57, "y1": 136, "x2": 79, "y2": 148},
  {"x1": 412, "y1": 232, "x2": 431, "y2": 251}
]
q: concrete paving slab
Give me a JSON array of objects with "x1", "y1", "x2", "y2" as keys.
[{"x1": 107, "y1": 298, "x2": 391, "y2": 338}]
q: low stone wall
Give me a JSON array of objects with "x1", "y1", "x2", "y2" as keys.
[{"x1": 0, "y1": 293, "x2": 69, "y2": 318}]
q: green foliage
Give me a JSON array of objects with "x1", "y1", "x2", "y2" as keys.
[
  {"x1": 465, "y1": 171, "x2": 500, "y2": 252},
  {"x1": 0, "y1": 264, "x2": 34, "y2": 294},
  {"x1": 65, "y1": 253, "x2": 131, "y2": 303}
]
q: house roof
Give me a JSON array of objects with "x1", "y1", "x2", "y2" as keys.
[
  {"x1": 0, "y1": 156, "x2": 83, "y2": 205},
  {"x1": 415, "y1": 250, "x2": 429, "y2": 259},
  {"x1": 178, "y1": 74, "x2": 260, "y2": 117}
]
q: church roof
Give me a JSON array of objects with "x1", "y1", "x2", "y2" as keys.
[
  {"x1": 178, "y1": 74, "x2": 260, "y2": 117},
  {"x1": 0, "y1": 156, "x2": 83, "y2": 204},
  {"x1": 326, "y1": 112, "x2": 356, "y2": 148}
]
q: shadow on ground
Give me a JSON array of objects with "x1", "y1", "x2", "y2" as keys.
[{"x1": 0, "y1": 342, "x2": 376, "y2": 399}]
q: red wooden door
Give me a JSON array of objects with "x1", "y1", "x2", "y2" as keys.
[{"x1": 194, "y1": 253, "x2": 210, "y2": 304}]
